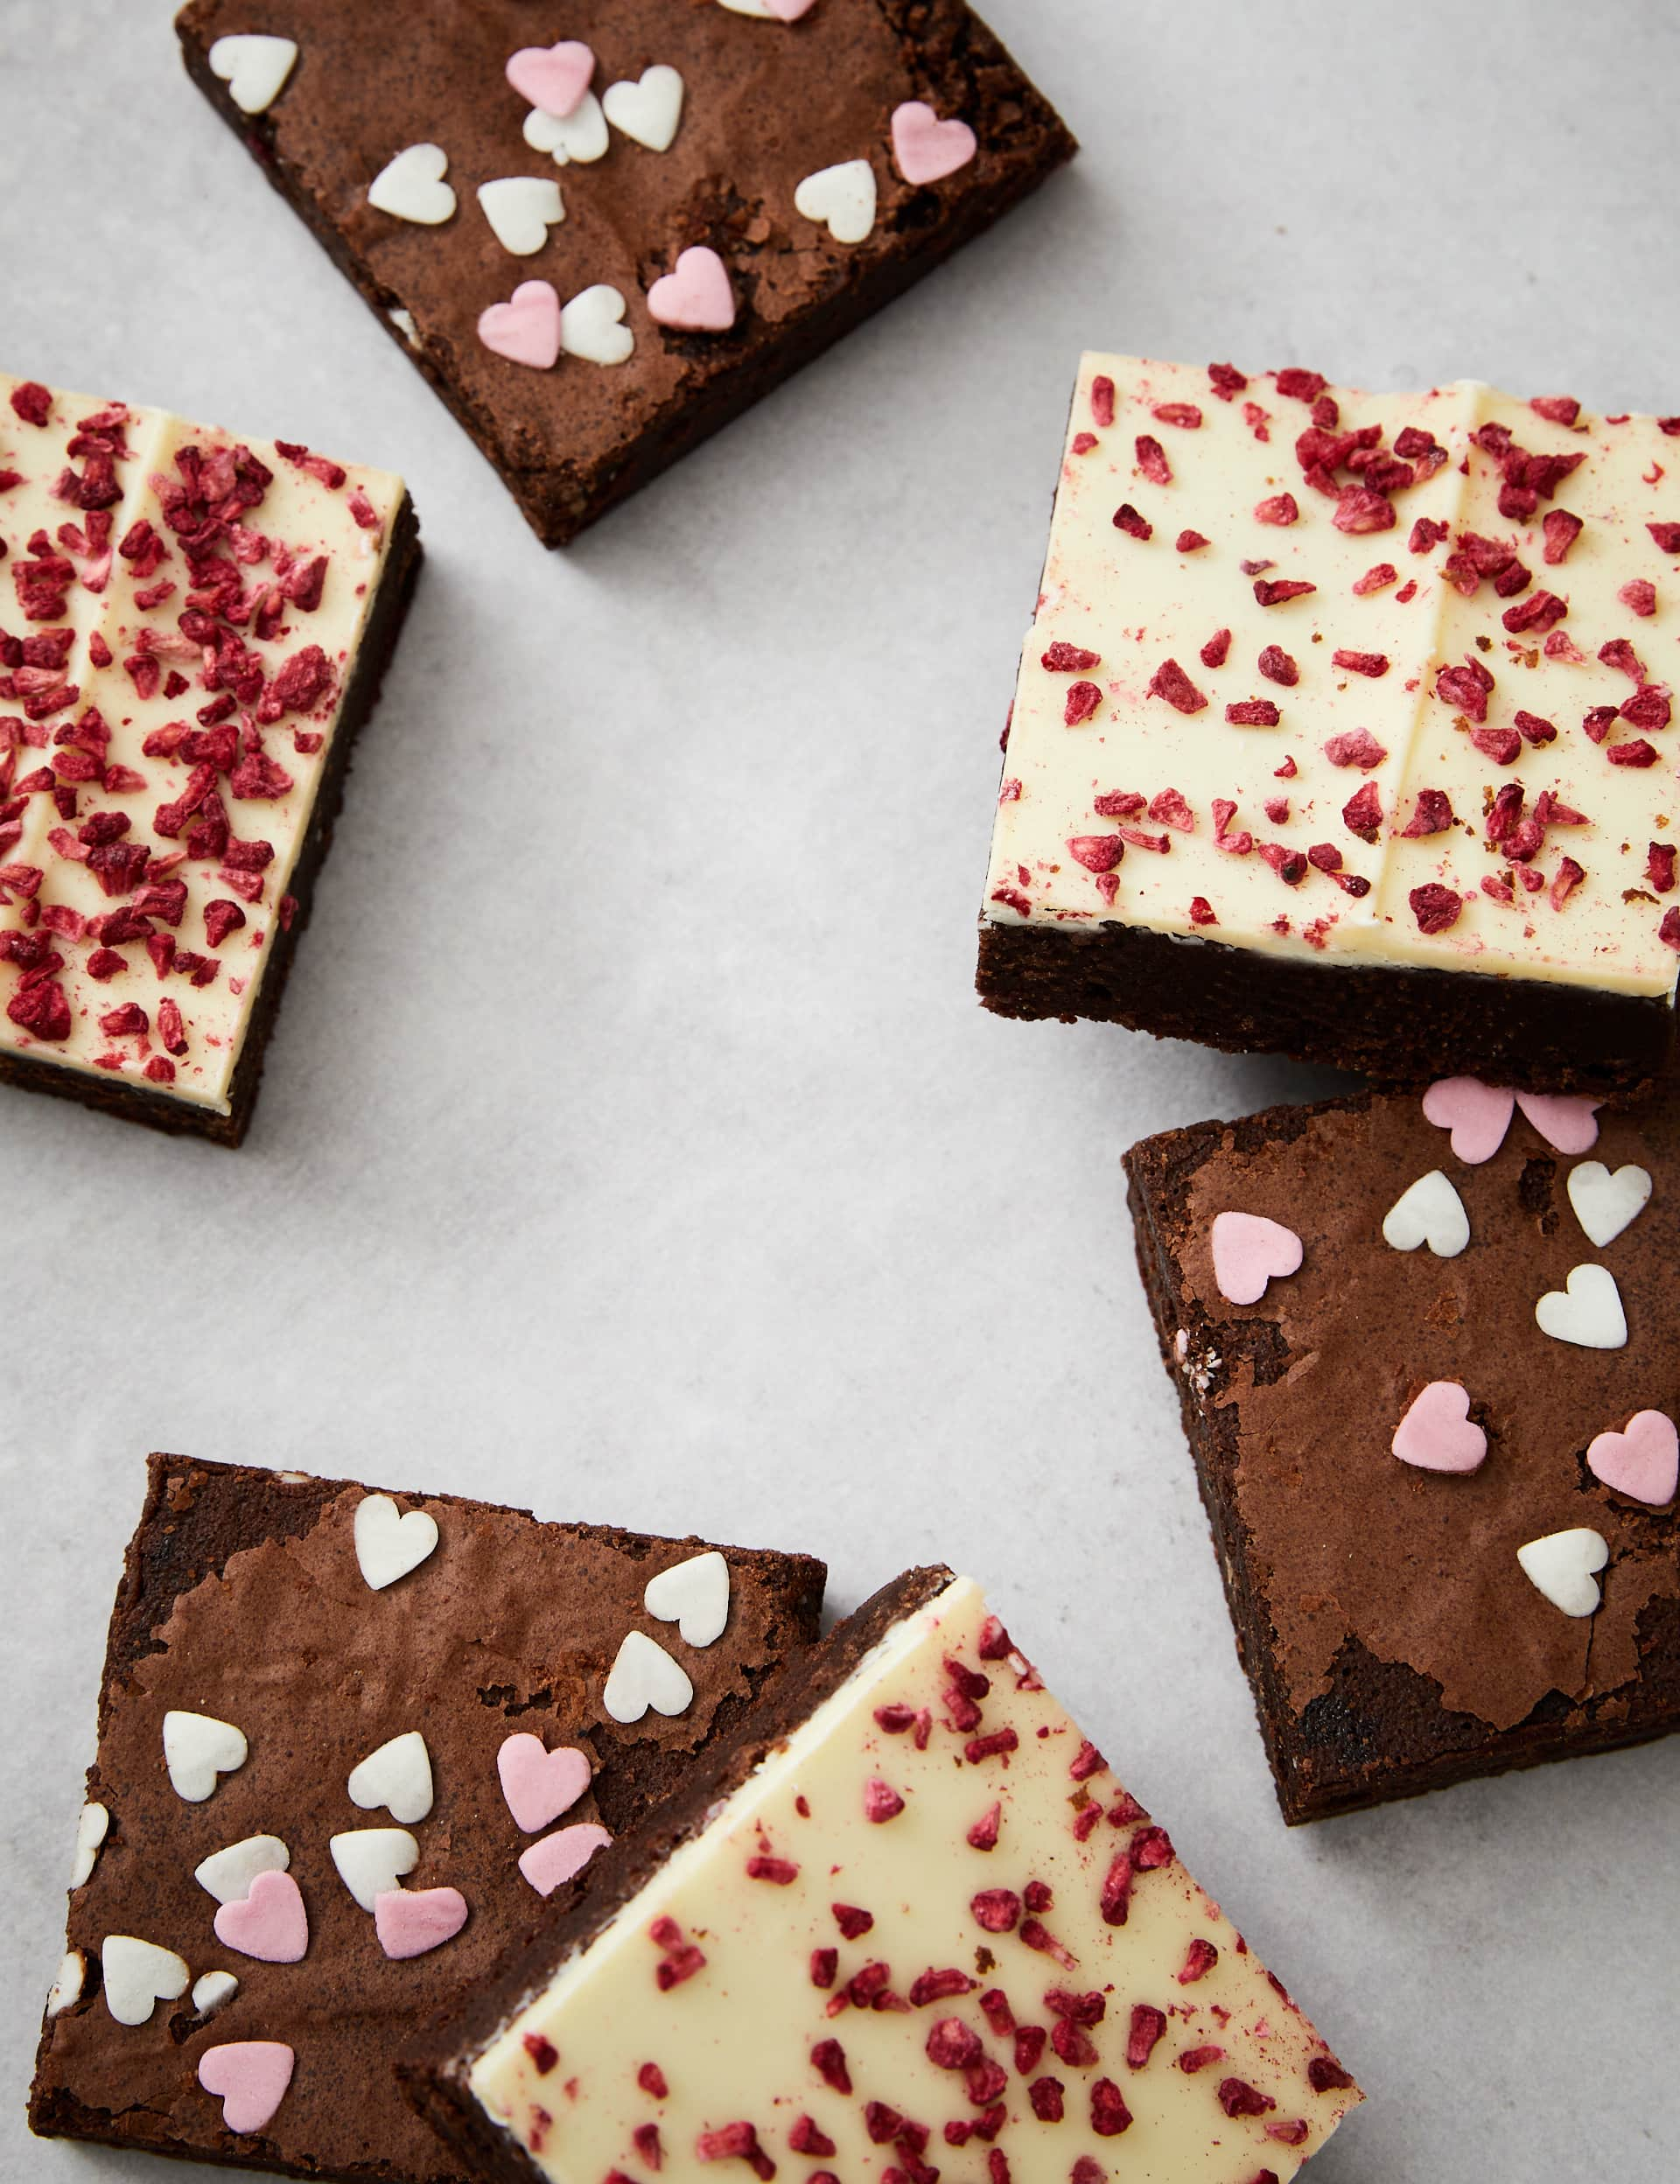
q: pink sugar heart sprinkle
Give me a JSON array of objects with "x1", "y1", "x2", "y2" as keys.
[
  {"x1": 213, "y1": 1869, "x2": 309, "y2": 1964},
  {"x1": 1587, "y1": 1410, "x2": 1678, "y2": 1507},
  {"x1": 891, "y1": 101, "x2": 978, "y2": 186},
  {"x1": 518, "y1": 1823, "x2": 614, "y2": 1898},
  {"x1": 1421, "y1": 1076, "x2": 1516, "y2": 1165},
  {"x1": 646, "y1": 247, "x2": 736, "y2": 332},
  {"x1": 1210, "y1": 1211, "x2": 1303, "y2": 1306},
  {"x1": 1515, "y1": 1090, "x2": 1601, "y2": 1155},
  {"x1": 1391, "y1": 1381, "x2": 1488, "y2": 1474},
  {"x1": 477, "y1": 281, "x2": 563, "y2": 370},
  {"x1": 497, "y1": 1735, "x2": 592, "y2": 1834},
  {"x1": 505, "y1": 39, "x2": 594, "y2": 119},
  {"x1": 197, "y1": 2041, "x2": 295, "y2": 2137},
  {"x1": 374, "y1": 1886, "x2": 468, "y2": 1961}
]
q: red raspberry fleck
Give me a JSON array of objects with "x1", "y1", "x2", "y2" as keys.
[
  {"x1": 1660, "y1": 907, "x2": 1680, "y2": 949},
  {"x1": 1127, "y1": 2005, "x2": 1167, "y2": 2069},
  {"x1": 809, "y1": 1948, "x2": 837, "y2": 1989},
  {"x1": 655, "y1": 1946, "x2": 706, "y2": 1991},
  {"x1": 6, "y1": 977, "x2": 72, "y2": 1040},
  {"x1": 1043, "y1": 641, "x2": 1101, "y2": 672},
  {"x1": 144, "y1": 1055, "x2": 176, "y2": 1084},
  {"x1": 1090, "y1": 2081, "x2": 1131, "y2": 2137},
  {"x1": 1514, "y1": 710, "x2": 1557, "y2": 746},
  {"x1": 1409, "y1": 517, "x2": 1449, "y2": 555},
  {"x1": 1325, "y1": 728, "x2": 1387, "y2": 771},
  {"x1": 1333, "y1": 649, "x2": 1388, "y2": 677},
  {"x1": 1502, "y1": 589, "x2": 1566, "y2": 634},
  {"x1": 97, "y1": 1003, "x2": 149, "y2": 1037},
  {"x1": 746, "y1": 1857, "x2": 798, "y2": 1885},
  {"x1": 85, "y1": 946, "x2": 125, "y2": 981},
  {"x1": 1212, "y1": 800, "x2": 1253, "y2": 855},
  {"x1": 1023, "y1": 1880, "x2": 1053, "y2": 1914},
  {"x1": 1208, "y1": 362, "x2": 1247, "y2": 401},
  {"x1": 1599, "y1": 637, "x2": 1647, "y2": 682},
  {"x1": 811, "y1": 2040, "x2": 850, "y2": 2093},
  {"x1": 1395, "y1": 579, "x2": 1418, "y2": 602},
  {"x1": 1646, "y1": 844, "x2": 1676, "y2": 894},
  {"x1": 1134, "y1": 435, "x2": 1172, "y2": 485},
  {"x1": 1352, "y1": 562, "x2": 1396, "y2": 593},
  {"x1": 1147, "y1": 659, "x2": 1208, "y2": 714},
  {"x1": 1648, "y1": 522, "x2": 1680, "y2": 554},
  {"x1": 1606, "y1": 740, "x2": 1659, "y2": 768},
  {"x1": 926, "y1": 2018, "x2": 983, "y2": 2071},
  {"x1": 1256, "y1": 645, "x2": 1297, "y2": 687},
  {"x1": 1153, "y1": 402, "x2": 1202, "y2": 428},
  {"x1": 1090, "y1": 377, "x2": 1116, "y2": 429},
  {"x1": 634, "y1": 2124, "x2": 663, "y2": 2171},
  {"x1": 1333, "y1": 488, "x2": 1396, "y2": 534},
  {"x1": 1199, "y1": 627, "x2": 1232, "y2": 668},
  {"x1": 1067, "y1": 835, "x2": 1124, "y2": 874},
  {"x1": 1470, "y1": 726, "x2": 1522, "y2": 765},
  {"x1": 1410, "y1": 883, "x2": 1463, "y2": 934},
  {"x1": 978, "y1": 1990, "x2": 1014, "y2": 2040},
  {"x1": 1070, "y1": 433, "x2": 1098, "y2": 457},
  {"x1": 1175, "y1": 529, "x2": 1211, "y2": 553},
  {"x1": 970, "y1": 1889, "x2": 1020, "y2": 1934},
  {"x1": 1028, "y1": 2076, "x2": 1063, "y2": 2121},
  {"x1": 1310, "y1": 2055, "x2": 1356, "y2": 2097},
  {"x1": 1112, "y1": 503, "x2": 1152, "y2": 541},
  {"x1": 1149, "y1": 788, "x2": 1194, "y2": 833},
  {"x1": 966, "y1": 1728, "x2": 1018, "y2": 1764},
  {"x1": 1253, "y1": 578, "x2": 1316, "y2": 606},
  {"x1": 1179, "y1": 1939, "x2": 1219, "y2": 1984},
  {"x1": 1274, "y1": 368, "x2": 1326, "y2": 402},
  {"x1": 10, "y1": 382, "x2": 52, "y2": 426},
  {"x1": 204, "y1": 899, "x2": 247, "y2": 948},
  {"x1": 1267, "y1": 2120, "x2": 1311, "y2": 2147},
  {"x1": 1544, "y1": 510, "x2": 1585, "y2": 564},
  {"x1": 863, "y1": 1778, "x2": 904, "y2": 1824},
  {"x1": 1259, "y1": 843, "x2": 1307, "y2": 886},
  {"x1": 909, "y1": 1967, "x2": 975, "y2": 2006},
  {"x1": 1099, "y1": 1850, "x2": 1133, "y2": 1927},
  {"x1": 1178, "y1": 2045, "x2": 1227, "y2": 2074},
  {"x1": 158, "y1": 997, "x2": 188, "y2": 1055},
  {"x1": 1622, "y1": 683, "x2": 1672, "y2": 730},
  {"x1": 832, "y1": 1903, "x2": 873, "y2": 1939},
  {"x1": 1064, "y1": 681, "x2": 1102, "y2": 727},
  {"x1": 1435, "y1": 659, "x2": 1494, "y2": 720},
  {"x1": 1226, "y1": 699, "x2": 1280, "y2": 727},
  {"x1": 1254, "y1": 493, "x2": 1298, "y2": 526},
  {"x1": 1093, "y1": 791, "x2": 1144, "y2": 817},
  {"x1": 1530, "y1": 395, "x2": 1580, "y2": 424},
  {"x1": 788, "y1": 2119, "x2": 835, "y2": 2160},
  {"x1": 1401, "y1": 790, "x2": 1454, "y2": 836},
  {"x1": 1340, "y1": 782, "x2": 1382, "y2": 843},
  {"x1": 695, "y1": 2123, "x2": 771, "y2": 2174},
  {"x1": 1189, "y1": 896, "x2": 1217, "y2": 926},
  {"x1": 874, "y1": 1704, "x2": 918, "y2": 1733},
  {"x1": 863, "y1": 2102, "x2": 902, "y2": 2144},
  {"x1": 1221, "y1": 2080, "x2": 1278, "y2": 2120}
]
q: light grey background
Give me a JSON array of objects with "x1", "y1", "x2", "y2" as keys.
[{"x1": 4, "y1": 2, "x2": 1677, "y2": 2178}]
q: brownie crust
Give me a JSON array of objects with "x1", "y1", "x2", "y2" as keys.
[
  {"x1": 175, "y1": 2, "x2": 1075, "y2": 547},
  {"x1": 979, "y1": 916, "x2": 1672, "y2": 1099},
  {"x1": 0, "y1": 494, "x2": 422, "y2": 1147},
  {"x1": 1124, "y1": 1096, "x2": 1680, "y2": 1824}
]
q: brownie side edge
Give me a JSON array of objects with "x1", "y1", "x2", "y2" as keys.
[{"x1": 981, "y1": 916, "x2": 1672, "y2": 1098}]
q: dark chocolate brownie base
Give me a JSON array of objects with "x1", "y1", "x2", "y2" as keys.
[
  {"x1": 176, "y1": 2, "x2": 1075, "y2": 547},
  {"x1": 979, "y1": 916, "x2": 1672, "y2": 1099},
  {"x1": 30, "y1": 1452, "x2": 826, "y2": 2182},
  {"x1": 1124, "y1": 1097, "x2": 1680, "y2": 1824},
  {"x1": 0, "y1": 494, "x2": 421, "y2": 1148},
  {"x1": 403, "y1": 1567, "x2": 955, "y2": 2184}
]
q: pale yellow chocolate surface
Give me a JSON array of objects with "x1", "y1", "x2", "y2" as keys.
[
  {"x1": 984, "y1": 356, "x2": 1680, "y2": 998},
  {"x1": 0, "y1": 376, "x2": 402, "y2": 1112},
  {"x1": 468, "y1": 1576, "x2": 1361, "y2": 2182}
]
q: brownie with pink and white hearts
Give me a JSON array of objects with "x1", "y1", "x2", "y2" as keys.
[
  {"x1": 175, "y1": 1, "x2": 1074, "y2": 547},
  {"x1": 1125, "y1": 1082, "x2": 1680, "y2": 1823},
  {"x1": 29, "y1": 1452, "x2": 824, "y2": 2181}
]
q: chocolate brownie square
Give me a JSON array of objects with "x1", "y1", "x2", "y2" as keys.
[
  {"x1": 30, "y1": 1452, "x2": 825, "y2": 2180},
  {"x1": 409, "y1": 1568, "x2": 1362, "y2": 2184},
  {"x1": 174, "y1": 2, "x2": 1075, "y2": 546},
  {"x1": 1124, "y1": 1082, "x2": 1680, "y2": 1822}
]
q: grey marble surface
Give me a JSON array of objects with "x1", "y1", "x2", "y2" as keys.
[{"x1": 3, "y1": 2, "x2": 1677, "y2": 2179}]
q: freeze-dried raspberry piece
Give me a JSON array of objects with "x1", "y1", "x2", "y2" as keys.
[
  {"x1": 1256, "y1": 646, "x2": 1297, "y2": 687},
  {"x1": 1581, "y1": 706, "x2": 1618, "y2": 745},
  {"x1": 1409, "y1": 883, "x2": 1463, "y2": 934},
  {"x1": 1333, "y1": 649, "x2": 1388, "y2": 677},
  {"x1": 1543, "y1": 510, "x2": 1585, "y2": 564},
  {"x1": 1401, "y1": 790, "x2": 1454, "y2": 836},
  {"x1": 1408, "y1": 517, "x2": 1448, "y2": 554},
  {"x1": 1112, "y1": 504, "x2": 1152, "y2": 541},
  {"x1": 1243, "y1": 402, "x2": 1273, "y2": 443},
  {"x1": 1530, "y1": 395, "x2": 1580, "y2": 424},
  {"x1": 10, "y1": 382, "x2": 52, "y2": 427},
  {"x1": 1090, "y1": 377, "x2": 1116, "y2": 429},
  {"x1": 1064, "y1": 682, "x2": 1102, "y2": 727},
  {"x1": 158, "y1": 998, "x2": 188, "y2": 1055},
  {"x1": 1606, "y1": 740, "x2": 1659, "y2": 767},
  {"x1": 1550, "y1": 857, "x2": 1586, "y2": 908},
  {"x1": 1259, "y1": 843, "x2": 1306, "y2": 886},
  {"x1": 970, "y1": 1889, "x2": 1020, "y2": 1933},
  {"x1": 1208, "y1": 362, "x2": 1247, "y2": 401},
  {"x1": 1227, "y1": 700, "x2": 1280, "y2": 727},
  {"x1": 1341, "y1": 782, "x2": 1382, "y2": 843},
  {"x1": 1249, "y1": 575, "x2": 1317, "y2": 610},
  {"x1": 1212, "y1": 800, "x2": 1253, "y2": 855},
  {"x1": 1599, "y1": 637, "x2": 1647, "y2": 682},
  {"x1": 1134, "y1": 435, "x2": 1171, "y2": 485},
  {"x1": 1325, "y1": 728, "x2": 1387, "y2": 771},
  {"x1": 1090, "y1": 2080, "x2": 1131, "y2": 2136},
  {"x1": 1647, "y1": 844, "x2": 1676, "y2": 893},
  {"x1": 85, "y1": 947, "x2": 125, "y2": 980},
  {"x1": 1435, "y1": 658, "x2": 1494, "y2": 720},
  {"x1": 204, "y1": 899, "x2": 247, "y2": 948},
  {"x1": 1199, "y1": 627, "x2": 1232, "y2": 668},
  {"x1": 1189, "y1": 896, "x2": 1217, "y2": 926},
  {"x1": 1662, "y1": 907, "x2": 1680, "y2": 949},
  {"x1": 1093, "y1": 792, "x2": 1144, "y2": 817},
  {"x1": 1152, "y1": 402, "x2": 1202, "y2": 429},
  {"x1": 863, "y1": 1778, "x2": 904, "y2": 1823},
  {"x1": 1333, "y1": 488, "x2": 1395, "y2": 534},
  {"x1": 1175, "y1": 529, "x2": 1211, "y2": 553},
  {"x1": 1352, "y1": 562, "x2": 1396, "y2": 594},
  {"x1": 1512, "y1": 710, "x2": 1557, "y2": 747},
  {"x1": 1470, "y1": 724, "x2": 1520, "y2": 765},
  {"x1": 1620, "y1": 578, "x2": 1658, "y2": 618},
  {"x1": 1070, "y1": 432, "x2": 1098, "y2": 457},
  {"x1": 808, "y1": 1948, "x2": 836, "y2": 1988},
  {"x1": 1274, "y1": 368, "x2": 1327, "y2": 402},
  {"x1": 1621, "y1": 683, "x2": 1672, "y2": 731},
  {"x1": 1648, "y1": 522, "x2": 1680, "y2": 554},
  {"x1": 1042, "y1": 641, "x2": 1101, "y2": 672},
  {"x1": 6, "y1": 976, "x2": 72, "y2": 1040},
  {"x1": 1502, "y1": 589, "x2": 1566, "y2": 634},
  {"x1": 1146, "y1": 659, "x2": 1207, "y2": 715},
  {"x1": 1254, "y1": 494, "x2": 1298, "y2": 526}
]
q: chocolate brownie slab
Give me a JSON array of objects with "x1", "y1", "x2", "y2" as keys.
[
  {"x1": 174, "y1": 2, "x2": 1075, "y2": 546},
  {"x1": 0, "y1": 374, "x2": 419, "y2": 1144},
  {"x1": 30, "y1": 1452, "x2": 825, "y2": 2181},
  {"x1": 410, "y1": 1569, "x2": 1362, "y2": 2184},
  {"x1": 1125, "y1": 1085, "x2": 1680, "y2": 1822},
  {"x1": 980, "y1": 355, "x2": 1680, "y2": 1094}
]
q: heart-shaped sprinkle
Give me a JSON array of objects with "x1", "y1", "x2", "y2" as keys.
[
  {"x1": 478, "y1": 177, "x2": 565, "y2": 257},
  {"x1": 347, "y1": 1729, "x2": 434, "y2": 1824},
  {"x1": 603, "y1": 1631, "x2": 695, "y2": 1725},
  {"x1": 1587, "y1": 1410, "x2": 1678, "y2": 1507},
  {"x1": 1391, "y1": 1381, "x2": 1488, "y2": 1474},
  {"x1": 368, "y1": 144, "x2": 457, "y2": 226},
  {"x1": 1515, "y1": 1090, "x2": 1601, "y2": 1154},
  {"x1": 518, "y1": 1822, "x2": 613, "y2": 1897},
  {"x1": 192, "y1": 1970, "x2": 240, "y2": 2017},
  {"x1": 891, "y1": 100, "x2": 978, "y2": 185},
  {"x1": 101, "y1": 1935, "x2": 190, "y2": 2026},
  {"x1": 70, "y1": 1801, "x2": 108, "y2": 1888},
  {"x1": 644, "y1": 1551, "x2": 732, "y2": 1648},
  {"x1": 794, "y1": 158, "x2": 878, "y2": 245},
  {"x1": 1567, "y1": 1160, "x2": 1652, "y2": 1248},
  {"x1": 330, "y1": 1827, "x2": 420, "y2": 1912},
  {"x1": 1516, "y1": 1527, "x2": 1609, "y2": 1618},
  {"x1": 506, "y1": 38, "x2": 595, "y2": 119},
  {"x1": 1210, "y1": 1210, "x2": 1303, "y2": 1305},
  {"x1": 214, "y1": 1868, "x2": 309, "y2": 1964},
  {"x1": 602, "y1": 65, "x2": 685, "y2": 152},
  {"x1": 561, "y1": 284, "x2": 634, "y2": 366},
  {"x1": 198, "y1": 2041, "x2": 295, "y2": 2136},
  {"x1": 524, "y1": 92, "x2": 609, "y2": 165},
  {"x1": 720, "y1": 0, "x2": 821, "y2": 18},
  {"x1": 1421, "y1": 1076, "x2": 1516, "y2": 1165},
  {"x1": 193, "y1": 1835, "x2": 290, "y2": 1907},
  {"x1": 164, "y1": 1710, "x2": 248, "y2": 1802},
  {"x1": 207, "y1": 33, "x2": 298, "y2": 115},
  {"x1": 374, "y1": 1886, "x2": 468, "y2": 1960},
  {"x1": 647, "y1": 246, "x2": 736, "y2": 332},
  {"x1": 1382, "y1": 1170, "x2": 1470, "y2": 1258},
  {"x1": 478, "y1": 280, "x2": 564, "y2": 369},
  {"x1": 47, "y1": 1951, "x2": 84, "y2": 2017},
  {"x1": 1535, "y1": 1264, "x2": 1627, "y2": 1349},
  {"x1": 498, "y1": 1735, "x2": 592, "y2": 1833},
  {"x1": 353, "y1": 1494, "x2": 440, "y2": 1591}
]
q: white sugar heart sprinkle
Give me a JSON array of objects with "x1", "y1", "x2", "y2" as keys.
[
  {"x1": 1517, "y1": 1527, "x2": 1609, "y2": 1618},
  {"x1": 353, "y1": 1494, "x2": 439, "y2": 1590},
  {"x1": 644, "y1": 1551, "x2": 731, "y2": 1648},
  {"x1": 794, "y1": 159, "x2": 878, "y2": 245},
  {"x1": 192, "y1": 1970, "x2": 240, "y2": 2017},
  {"x1": 330, "y1": 1828, "x2": 420, "y2": 1912},
  {"x1": 163, "y1": 1711, "x2": 248, "y2": 1802},
  {"x1": 1566, "y1": 1160, "x2": 1652, "y2": 1249},
  {"x1": 193, "y1": 1835, "x2": 290, "y2": 1907},
  {"x1": 368, "y1": 144, "x2": 457, "y2": 226},
  {"x1": 1535, "y1": 1264, "x2": 1627, "y2": 1350},
  {"x1": 525, "y1": 92, "x2": 610, "y2": 165},
  {"x1": 602, "y1": 66, "x2": 685, "y2": 152},
  {"x1": 207, "y1": 33, "x2": 298, "y2": 115},
  {"x1": 70, "y1": 1802, "x2": 108, "y2": 1889},
  {"x1": 102, "y1": 1935, "x2": 190, "y2": 2026},
  {"x1": 478, "y1": 177, "x2": 565, "y2": 257},
  {"x1": 603, "y1": 1631, "x2": 695, "y2": 1725},
  {"x1": 47, "y1": 1951, "x2": 84, "y2": 2017},
  {"x1": 347, "y1": 1730, "x2": 434, "y2": 1824},
  {"x1": 560, "y1": 284, "x2": 634, "y2": 366},
  {"x1": 1382, "y1": 1169, "x2": 1470, "y2": 1258}
]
